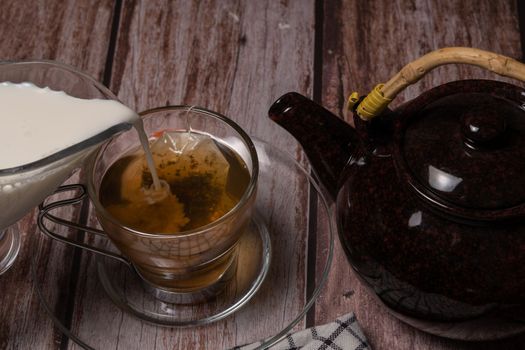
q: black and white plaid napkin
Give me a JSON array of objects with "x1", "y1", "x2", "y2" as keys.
[{"x1": 233, "y1": 313, "x2": 370, "y2": 350}]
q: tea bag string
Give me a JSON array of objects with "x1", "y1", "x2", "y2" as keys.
[{"x1": 185, "y1": 105, "x2": 195, "y2": 136}]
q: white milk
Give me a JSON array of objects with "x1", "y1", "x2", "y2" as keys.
[
  {"x1": 0, "y1": 82, "x2": 138, "y2": 169},
  {"x1": 0, "y1": 82, "x2": 140, "y2": 230}
]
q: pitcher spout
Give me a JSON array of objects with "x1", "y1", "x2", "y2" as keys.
[{"x1": 268, "y1": 92, "x2": 360, "y2": 199}]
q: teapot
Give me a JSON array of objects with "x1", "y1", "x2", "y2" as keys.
[{"x1": 269, "y1": 48, "x2": 525, "y2": 340}]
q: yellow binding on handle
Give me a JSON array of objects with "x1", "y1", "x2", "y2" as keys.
[{"x1": 351, "y1": 47, "x2": 525, "y2": 121}]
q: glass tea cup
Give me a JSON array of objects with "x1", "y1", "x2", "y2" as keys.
[{"x1": 46, "y1": 106, "x2": 259, "y2": 302}]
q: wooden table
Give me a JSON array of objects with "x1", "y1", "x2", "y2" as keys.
[{"x1": 2, "y1": 1, "x2": 525, "y2": 349}]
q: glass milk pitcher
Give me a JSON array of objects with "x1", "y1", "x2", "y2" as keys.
[{"x1": 0, "y1": 60, "x2": 136, "y2": 274}]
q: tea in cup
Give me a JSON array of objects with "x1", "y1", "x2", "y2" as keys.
[{"x1": 86, "y1": 106, "x2": 258, "y2": 300}]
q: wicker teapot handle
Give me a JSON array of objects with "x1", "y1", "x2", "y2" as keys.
[{"x1": 351, "y1": 47, "x2": 525, "y2": 120}]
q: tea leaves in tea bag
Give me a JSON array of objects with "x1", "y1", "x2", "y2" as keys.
[{"x1": 146, "y1": 131, "x2": 237, "y2": 230}]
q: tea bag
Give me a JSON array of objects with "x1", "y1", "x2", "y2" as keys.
[
  {"x1": 117, "y1": 130, "x2": 237, "y2": 233},
  {"x1": 146, "y1": 131, "x2": 237, "y2": 230}
]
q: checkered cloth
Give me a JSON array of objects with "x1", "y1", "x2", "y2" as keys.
[{"x1": 233, "y1": 313, "x2": 370, "y2": 350}]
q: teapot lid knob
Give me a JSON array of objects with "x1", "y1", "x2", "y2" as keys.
[{"x1": 462, "y1": 105, "x2": 507, "y2": 149}]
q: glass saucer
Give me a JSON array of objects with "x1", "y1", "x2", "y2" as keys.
[
  {"x1": 32, "y1": 138, "x2": 334, "y2": 349},
  {"x1": 96, "y1": 213, "x2": 271, "y2": 326}
]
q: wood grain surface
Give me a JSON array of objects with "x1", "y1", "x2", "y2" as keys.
[
  {"x1": 0, "y1": 1, "x2": 115, "y2": 349},
  {"x1": 1, "y1": 0, "x2": 525, "y2": 349}
]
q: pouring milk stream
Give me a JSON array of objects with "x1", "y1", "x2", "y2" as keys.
[{"x1": 0, "y1": 82, "x2": 164, "y2": 230}]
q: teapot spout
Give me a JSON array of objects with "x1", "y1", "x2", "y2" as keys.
[{"x1": 269, "y1": 92, "x2": 360, "y2": 199}]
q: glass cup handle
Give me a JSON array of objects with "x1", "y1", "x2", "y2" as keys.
[{"x1": 37, "y1": 184, "x2": 130, "y2": 266}]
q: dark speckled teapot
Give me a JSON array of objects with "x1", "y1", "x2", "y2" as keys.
[{"x1": 269, "y1": 48, "x2": 525, "y2": 340}]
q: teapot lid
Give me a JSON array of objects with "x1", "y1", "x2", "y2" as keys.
[{"x1": 395, "y1": 80, "x2": 525, "y2": 221}]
